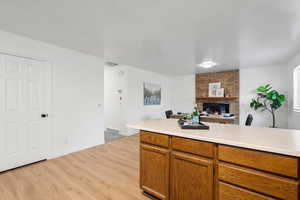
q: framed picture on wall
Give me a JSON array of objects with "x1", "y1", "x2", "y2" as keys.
[
  {"x1": 216, "y1": 88, "x2": 225, "y2": 97},
  {"x1": 209, "y1": 88, "x2": 217, "y2": 97},
  {"x1": 208, "y1": 82, "x2": 221, "y2": 97},
  {"x1": 209, "y1": 82, "x2": 221, "y2": 89},
  {"x1": 143, "y1": 83, "x2": 161, "y2": 105}
]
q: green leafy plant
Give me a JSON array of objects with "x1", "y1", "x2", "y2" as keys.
[{"x1": 250, "y1": 84, "x2": 286, "y2": 128}]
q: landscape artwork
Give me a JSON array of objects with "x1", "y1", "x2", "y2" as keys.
[{"x1": 143, "y1": 83, "x2": 161, "y2": 105}]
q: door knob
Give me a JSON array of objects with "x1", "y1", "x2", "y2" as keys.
[{"x1": 41, "y1": 114, "x2": 48, "y2": 118}]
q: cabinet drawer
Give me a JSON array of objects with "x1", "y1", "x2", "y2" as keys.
[
  {"x1": 140, "y1": 131, "x2": 169, "y2": 148},
  {"x1": 172, "y1": 137, "x2": 214, "y2": 158},
  {"x1": 219, "y1": 145, "x2": 298, "y2": 178},
  {"x1": 218, "y1": 162, "x2": 298, "y2": 200},
  {"x1": 219, "y1": 182, "x2": 276, "y2": 200}
]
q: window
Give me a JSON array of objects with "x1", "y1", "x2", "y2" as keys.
[{"x1": 294, "y1": 65, "x2": 300, "y2": 112}]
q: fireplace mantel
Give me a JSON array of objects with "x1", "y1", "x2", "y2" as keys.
[{"x1": 196, "y1": 96, "x2": 238, "y2": 102}]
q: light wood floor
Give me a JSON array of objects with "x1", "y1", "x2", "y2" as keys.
[{"x1": 0, "y1": 135, "x2": 150, "y2": 200}]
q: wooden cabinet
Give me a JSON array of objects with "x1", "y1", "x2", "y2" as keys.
[
  {"x1": 218, "y1": 162, "x2": 298, "y2": 200},
  {"x1": 140, "y1": 130, "x2": 170, "y2": 148},
  {"x1": 140, "y1": 144, "x2": 170, "y2": 200},
  {"x1": 170, "y1": 151, "x2": 214, "y2": 200},
  {"x1": 219, "y1": 145, "x2": 298, "y2": 178},
  {"x1": 218, "y1": 182, "x2": 276, "y2": 200},
  {"x1": 139, "y1": 131, "x2": 300, "y2": 200},
  {"x1": 140, "y1": 132, "x2": 215, "y2": 200},
  {"x1": 172, "y1": 137, "x2": 214, "y2": 158}
]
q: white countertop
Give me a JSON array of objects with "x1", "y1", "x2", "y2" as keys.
[{"x1": 127, "y1": 119, "x2": 300, "y2": 157}]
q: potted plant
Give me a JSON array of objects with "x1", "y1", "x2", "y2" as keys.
[{"x1": 250, "y1": 84, "x2": 286, "y2": 128}]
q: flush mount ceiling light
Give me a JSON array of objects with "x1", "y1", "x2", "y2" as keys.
[{"x1": 198, "y1": 61, "x2": 217, "y2": 68}]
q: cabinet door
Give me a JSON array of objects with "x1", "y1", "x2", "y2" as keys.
[
  {"x1": 171, "y1": 151, "x2": 214, "y2": 200},
  {"x1": 140, "y1": 144, "x2": 170, "y2": 200}
]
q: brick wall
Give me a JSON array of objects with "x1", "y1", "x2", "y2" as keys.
[{"x1": 196, "y1": 70, "x2": 240, "y2": 124}]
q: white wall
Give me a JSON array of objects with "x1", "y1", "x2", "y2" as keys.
[
  {"x1": 170, "y1": 75, "x2": 195, "y2": 113},
  {"x1": 104, "y1": 65, "x2": 196, "y2": 135},
  {"x1": 122, "y1": 65, "x2": 289, "y2": 129},
  {"x1": 240, "y1": 66, "x2": 289, "y2": 128},
  {"x1": 288, "y1": 52, "x2": 300, "y2": 129},
  {"x1": 103, "y1": 64, "x2": 173, "y2": 135},
  {"x1": 0, "y1": 30, "x2": 104, "y2": 158},
  {"x1": 167, "y1": 68, "x2": 290, "y2": 128},
  {"x1": 125, "y1": 66, "x2": 172, "y2": 134},
  {"x1": 103, "y1": 63, "x2": 291, "y2": 132}
]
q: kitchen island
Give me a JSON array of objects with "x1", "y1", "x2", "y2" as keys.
[{"x1": 127, "y1": 119, "x2": 300, "y2": 200}]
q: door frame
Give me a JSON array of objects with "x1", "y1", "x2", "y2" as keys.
[{"x1": 0, "y1": 49, "x2": 53, "y2": 160}]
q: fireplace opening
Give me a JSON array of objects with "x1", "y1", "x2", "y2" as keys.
[{"x1": 203, "y1": 103, "x2": 229, "y2": 115}]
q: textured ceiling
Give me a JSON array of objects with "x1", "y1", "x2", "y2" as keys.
[{"x1": 0, "y1": 0, "x2": 299, "y2": 75}]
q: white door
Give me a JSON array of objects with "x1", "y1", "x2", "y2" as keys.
[
  {"x1": 0, "y1": 53, "x2": 51, "y2": 172},
  {"x1": 104, "y1": 67, "x2": 124, "y2": 131}
]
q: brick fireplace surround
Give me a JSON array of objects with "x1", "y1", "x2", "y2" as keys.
[{"x1": 196, "y1": 70, "x2": 240, "y2": 124}]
